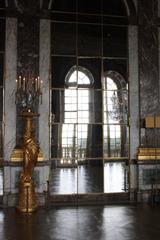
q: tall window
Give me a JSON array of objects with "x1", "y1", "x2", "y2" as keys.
[
  {"x1": 103, "y1": 73, "x2": 128, "y2": 158},
  {"x1": 103, "y1": 73, "x2": 128, "y2": 192},
  {"x1": 60, "y1": 66, "x2": 93, "y2": 165}
]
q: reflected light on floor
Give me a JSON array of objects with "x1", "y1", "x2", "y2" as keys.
[{"x1": 104, "y1": 162, "x2": 126, "y2": 193}]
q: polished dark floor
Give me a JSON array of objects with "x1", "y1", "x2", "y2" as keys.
[{"x1": 1, "y1": 205, "x2": 160, "y2": 240}]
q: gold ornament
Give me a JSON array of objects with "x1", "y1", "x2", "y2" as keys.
[{"x1": 17, "y1": 109, "x2": 39, "y2": 213}]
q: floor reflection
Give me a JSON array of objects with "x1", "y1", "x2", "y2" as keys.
[
  {"x1": 50, "y1": 162, "x2": 127, "y2": 194},
  {"x1": 104, "y1": 162, "x2": 127, "y2": 193},
  {"x1": 2, "y1": 205, "x2": 160, "y2": 240},
  {"x1": 0, "y1": 163, "x2": 127, "y2": 196},
  {"x1": 50, "y1": 168, "x2": 77, "y2": 194},
  {"x1": 78, "y1": 166, "x2": 103, "y2": 193}
]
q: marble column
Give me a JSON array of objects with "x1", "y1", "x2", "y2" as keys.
[
  {"x1": 39, "y1": 19, "x2": 50, "y2": 161},
  {"x1": 128, "y1": 26, "x2": 139, "y2": 193},
  {"x1": 128, "y1": 26, "x2": 139, "y2": 161},
  {"x1": 3, "y1": 18, "x2": 17, "y2": 204},
  {"x1": 4, "y1": 18, "x2": 17, "y2": 161},
  {"x1": 38, "y1": 19, "x2": 50, "y2": 195}
]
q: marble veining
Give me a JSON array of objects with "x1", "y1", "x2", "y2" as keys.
[
  {"x1": 128, "y1": 26, "x2": 139, "y2": 160},
  {"x1": 139, "y1": 0, "x2": 159, "y2": 118},
  {"x1": 39, "y1": 20, "x2": 50, "y2": 160}
]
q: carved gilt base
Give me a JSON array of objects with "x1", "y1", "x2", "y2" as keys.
[{"x1": 17, "y1": 179, "x2": 37, "y2": 213}]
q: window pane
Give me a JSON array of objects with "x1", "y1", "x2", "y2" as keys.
[
  {"x1": 78, "y1": 0, "x2": 101, "y2": 14},
  {"x1": 51, "y1": 0, "x2": 76, "y2": 12},
  {"x1": 65, "y1": 112, "x2": 77, "y2": 123},
  {"x1": 51, "y1": 57, "x2": 76, "y2": 88},
  {"x1": 78, "y1": 71, "x2": 90, "y2": 85},
  {"x1": 51, "y1": 89, "x2": 64, "y2": 123},
  {"x1": 65, "y1": 104, "x2": 77, "y2": 111},
  {"x1": 78, "y1": 104, "x2": 89, "y2": 111},
  {"x1": 78, "y1": 24, "x2": 101, "y2": 57},
  {"x1": 51, "y1": 22, "x2": 76, "y2": 55},
  {"x1": 103, "y1": 26, "x2": 127, "y2": 58},
  {"x1": 104, "y1": 162, "x2": 128, "y2": 193},
  {"x1": 78, "y1": 111, "x2": 89, "y2": 123}
]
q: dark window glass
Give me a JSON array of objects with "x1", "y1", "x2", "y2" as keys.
[
  {"x1": 51, "y1": 23, "x2": 76, "y2": 55},
  {"x1": 78, "y1": 24, "x2": 101, "y2": 57},
  {"x1": 51, "y1": 57, "x2": 76, "y2": 88},
  {"x1": 78, "y1": 58, "x2": 101, "y2": 88},
  {"x1": 103, "y1": 26, "x2": 127, "y2": 57},
  {"x1": 103, "y1": 0, "x2": 126, "y2": 16},
  {"x1": 51, "y1": 0, "x2": 76, "y2": 12},
  {"x1": 103, "y1": 59, "x2": 127, "y2": 80},
  {"x1": 0, "y1": 0, "x2": 5, "y2": 8},
  {"x1": 78, "y1": 0, "x2": 101, "y2": 14}
]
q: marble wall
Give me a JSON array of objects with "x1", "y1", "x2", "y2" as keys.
[
  {"x1": 139, "y1": 0, "x2": 159, "y2": 118},
  {"x1": 16, "y1": 16, "x2": 40, "y2": 146},
  {"x1": 17, "y1": 16, "x2": 39, "y2": 77}
]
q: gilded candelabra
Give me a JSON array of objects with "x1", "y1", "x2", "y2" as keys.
[{"x1": 16, "y1": 75, "x2": 42, "y2": 213}]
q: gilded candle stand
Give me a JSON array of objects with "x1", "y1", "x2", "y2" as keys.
[
  {"x1": 17, "y1": 109, "x2": 39, "y2": 213},
  {"x1": 15, "y1": 75, "x2": 42, "y2": 213}
]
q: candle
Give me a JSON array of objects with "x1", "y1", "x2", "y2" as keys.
[
  {"x1": 23, "y1": 77, "x2": 25, "y2": 91},
  {"x1": 35, "y1": 78, "x2": 37, "y2": 91},
  {"x1": 38, "y1": 76, "x2": 40, "y2": 90},
  {"x1": 19, "y1": 76, "x2": 21, "y2": 89},
  {"x1": 16, "y1": 79, "x2": 18, "y2": 90}
]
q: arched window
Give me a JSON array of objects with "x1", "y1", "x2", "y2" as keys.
[
  {"x1": 103, "y1": 72, "x2": 128, "y2": 193},
  {"x1": 61, "y1": 66, "x2": 93, "y2": 165},
  {"x1": 103, "y1": 72, "x2": 128, "y2": 158}
]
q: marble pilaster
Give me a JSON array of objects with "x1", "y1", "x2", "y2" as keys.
[
  {"x1": 39, "y1": 19, "x2": 50, "y2": 161},
  {"x1": 128, "y1": 26, "x2": 139, "y2": 161},
  {"x1": 3, "y1": 18, "x2": 17, "y2": 202},
  {"x1": 4, "y1": 18, "x2": 17, "y2": 161},
  {"x1": 128, "y1": 26, "x2": 139, "y2": 192}
]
